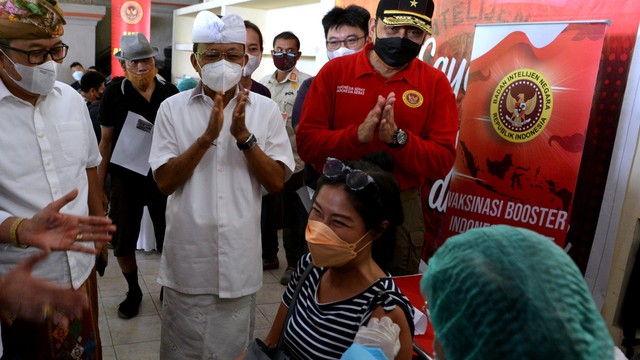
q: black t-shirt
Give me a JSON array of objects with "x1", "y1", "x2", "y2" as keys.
[
  {"x1": 86, "y1": 100, "x2": 101, "y2": 143},
  {"x1": 98, "y1": 76, "x2": 179, "y2": 178}
]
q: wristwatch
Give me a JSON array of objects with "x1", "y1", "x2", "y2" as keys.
[
  {"x1": 388, "y1": 129, "x2": 408, "y2": 148},
  {"x1": 236, "y1": 133, "x2": 257, "y2": 151}
]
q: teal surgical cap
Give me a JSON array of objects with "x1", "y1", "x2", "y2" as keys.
[
  {"x1": 420, "y1": 225, "x2": 613, "y2": 360},
  {"x1": 177, "y1": 77, "x2": 198, "y2": 92}
]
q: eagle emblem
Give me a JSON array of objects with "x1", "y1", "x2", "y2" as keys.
[
  {"x1": 491, "y1": 69, "x2": 552, "y2": 143},
  {"x1": 505, "y1": 90, "x2": 536, "y2": 127},
  {"x1": 402, "y1": 90, "x2": 423, "y2": 108},
  {"x1": 121, "y1": 1, "x2": 143, "y2": 25}
]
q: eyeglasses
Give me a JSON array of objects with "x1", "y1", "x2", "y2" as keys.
[
  {"x1": 0, "y1": 43, "x2": 69, "y2": 65},
  {"x1": 195, "y1": 50, "x2": 245, "y2": 62},
  {"x1": 323, "y1": 157, "x2": 376, "y2": 191},
  {"x1": 272, "y1": 52, "x2": 296, "y2": 58},
  {"x1": 325, "y1": 36, "x2": 366, "y2": 51}
]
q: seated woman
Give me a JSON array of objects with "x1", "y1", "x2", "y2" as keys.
[
  {"x1": 420, "y1": 225, "x2": 624, "y2": 360},
  {"x1": 261, "y1": 154, "x2": 414, "y2": 360}
]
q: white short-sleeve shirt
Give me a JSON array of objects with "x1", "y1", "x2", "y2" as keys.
[
  {"x1": 0, "y1": 80, "x2": 100, "y2": 290},
  {"x1": 150, "y1": 84, "x2": 294, "y2": 298}
]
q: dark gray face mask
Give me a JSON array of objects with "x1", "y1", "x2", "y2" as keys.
[{"x1": 373, "y1": 36, "x2": 422, "y2": 68}]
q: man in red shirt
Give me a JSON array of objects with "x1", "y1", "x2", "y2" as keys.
[{"x1": 296, "y1": 0, "x2": 458, "y2": 275}]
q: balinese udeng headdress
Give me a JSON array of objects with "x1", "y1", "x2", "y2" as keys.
[
  {"x1": 192, "y1": 11, "x2": 246, "y2": 45},
  {"x1": 0, "y1": 0, "x2": 65, "y2": 39}
]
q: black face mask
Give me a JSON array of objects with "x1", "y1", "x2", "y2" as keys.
[{"x1": 373, "y1": 36, "x2": 422, "y2": 68}]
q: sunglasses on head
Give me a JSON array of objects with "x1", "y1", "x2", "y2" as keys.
[{"x1": 322, "y1": 157, "x2": 376, "y2": 191}]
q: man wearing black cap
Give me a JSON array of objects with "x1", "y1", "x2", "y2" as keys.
[
  {"x1": 296, "y1": 0, "x2": 458, "y2": 276},
  {"x1": 0, "y1": 0, "x2": 107, "y2": 358},
  {"x1": 97, "y1": 33, "x2": 178, "y2": 320}
]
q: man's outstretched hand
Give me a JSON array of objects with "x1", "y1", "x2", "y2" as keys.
[{"x1": 18, "y1": 189, "x2": 116, "y2": 254}]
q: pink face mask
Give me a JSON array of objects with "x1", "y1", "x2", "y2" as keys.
[{"x1": 305, "y1": 220, "x2": 371, "y2": 268}]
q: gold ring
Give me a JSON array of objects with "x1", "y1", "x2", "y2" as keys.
[
  {"x1": 42, "y1": 304, "x2": 53, "y2": 321},
  {"x1": 75, "y1": 232, "x2": 83, "y2": 241}
]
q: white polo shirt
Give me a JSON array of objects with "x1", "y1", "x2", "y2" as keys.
[{"x1": 150, "y1": 83, "x2": 294, "y2": 298}]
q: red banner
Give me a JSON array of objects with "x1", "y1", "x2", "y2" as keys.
[
  {"x1": 441, "y1": 21, "x2": 607, "y2": 245},
  {"x1": 420, "y1": 0, "x2": 640, "y2": 269},
  {"x1": 111, "y1": 0, "x2": 151, "y2": 78}
]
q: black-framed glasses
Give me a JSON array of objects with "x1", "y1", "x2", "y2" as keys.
[
  {"x1": 323, "y1": 157, "x2": 376, "y2": 191},
  {"x1": 195, "y1": 50, "x2": 245, "y2": 62},
  {"x1": 272, "y1": 51, "x2": 296, "y2": 58},
  {"x1": 0, "y1": 43, "x2": 69, "y2": 65},
  {"x1": 325, "y1": 36, "x2": 366, "y2": 51}
]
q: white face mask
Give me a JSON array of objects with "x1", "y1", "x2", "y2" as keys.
[
  {"x1": 242, "y1": 54, "x2": 261, "y2": 77},
  {"x1": 72, "y1": 70, "x2": 83, "y2": 81},
  {"x1": 1, "y1": 51, "x2": 57, "y2": 95},
  {"x1": 327, "y1": 47, "x2": 357, "y2": 60},
  {"x1": 199, "y1": 60, "x2": 242, "y2": 93}
]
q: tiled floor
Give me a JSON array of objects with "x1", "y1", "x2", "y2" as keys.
[{"x1": 97, "y1": 247, "x2": 288, "y2": 359}]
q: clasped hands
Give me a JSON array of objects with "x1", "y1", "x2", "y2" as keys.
[
  {"x1": 358, "y1": 92, "x2": 398, "y2": 145},
  {"x1": 200, "y1": 89, "x2": 252, "y2": 147}
]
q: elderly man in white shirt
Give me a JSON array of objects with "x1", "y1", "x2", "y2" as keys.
[{"x1": 149, "y1": 11, "x2": 294, "y2": 359}]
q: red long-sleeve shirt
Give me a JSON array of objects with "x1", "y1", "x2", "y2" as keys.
[{"x1": 296, "y1": 43, "x2": 459, "y2": 191}]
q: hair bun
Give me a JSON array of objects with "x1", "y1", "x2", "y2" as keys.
[{"x1": 361, "y1": 151, "x2": 394, "y2": 172}]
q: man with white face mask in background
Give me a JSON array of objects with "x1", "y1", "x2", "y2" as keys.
[
  {"x1": 292, "y1": 5, "x2": 371, "y2": 130},
  {"x1": 149, "y1": 11, "x2": 293, "y2": 359},
  {"x1": 240, "y1": 20, "x2": 271, "y2": 98},
  {"x1": 240, "y1": 19, "x2": 288, "y2": 287},
  {"x1": 0, "y1": 0, "x2": 107, "y2": 357},
  {"x1": 69, "y1": 61, "x2": 84, "y2": 90}
]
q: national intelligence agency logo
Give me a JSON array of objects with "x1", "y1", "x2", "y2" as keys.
[
  {"x1": 490, "y1": 68, "x2": 553, "y2": 143},
  {"x1": 402, "y1": 90, "x2": 423, "y2": 108},
  {"x1": 121, "y1": 1, "x2": 143, "y2": 25}
]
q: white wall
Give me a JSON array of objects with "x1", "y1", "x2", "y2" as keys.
[
  {"x1": 58, "y1": 3, "x2": 106, "y2": 85},
  {"x1": 243, "y1": 2, "x2": 331, "y2": 81},
  {"x1": 595, "y1": 24, "x2": 640, "y2": 342},
  {"x1": 150, "y1": 9, "x2": 175, "y2": 65},
  {"x1": 171, "y1": 0, "x2": 336, "y2": 84}
]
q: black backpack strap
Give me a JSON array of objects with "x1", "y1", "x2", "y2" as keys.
[
  {"x1": 276, "y1": 262, "x2": 315, "y2": 350},
  {"x1": 365, "y1": 289, "x2": 416, "y2": 338}
]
